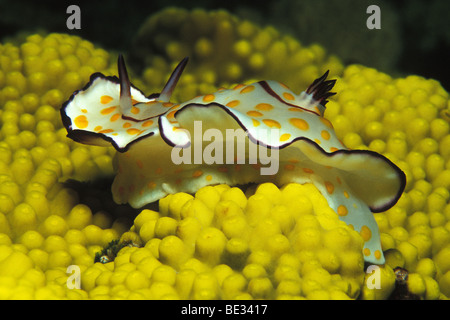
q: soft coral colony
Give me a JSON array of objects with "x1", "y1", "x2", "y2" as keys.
[{"x1": 0, "y1": 8, "x2": 448, "y2": 300}]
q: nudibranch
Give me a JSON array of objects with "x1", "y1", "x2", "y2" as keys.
[{"x1": 61, "y1": 55, "x2": 406, "y2": 264}]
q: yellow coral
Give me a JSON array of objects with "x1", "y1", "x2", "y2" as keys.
[
  {"x1": 80, "y1": 182, "x2": 364, "y2": 299},
  {"x1": 0, "y1": 33, "x2": 126, "y2": 299},
  {"x1": 131, "y1": 8, "x2": 344, "y2": 101},
  {"x1": 325, "y1": 65, "x2": 450, "y2": 299}
]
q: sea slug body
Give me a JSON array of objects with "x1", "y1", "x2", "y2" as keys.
[{"x1": 61, "y1": 55, "x2": 406, "y2": 264}]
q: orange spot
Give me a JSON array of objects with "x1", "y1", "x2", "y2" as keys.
[
  {"x1": 337, "y1": 205, "x2": 348, "y2": 216},
  {"x1": 94, "y1": 126, "x2": 102, "y2": 132},
  {"x1": 148, "y1": 182, "x2": 156, "y2": 189},
  {"x1": 247, "y1": 110, "x2": 263, "y2": 117},
  {"x1": 163, "y1": 102, "x2": 174, "y2": 107},
  {"x1": 302, "y1": 168, "x2": 314, "y2": 174},
  {"x1": 314, "y1": 139, "x2": 321, "y2": 145},
  {"x1": 321, "y1": 130, "x2": 331, "y2": 140},
  {"x1": 255, "y1": 103, "x2": 273, "y2": 111},
  {"x1": 284, "y1": 164, "x2": 295, "y2": 171},
  {"x1": 99, "y1": 129, "x2": 114, "y2": 134},
  {"x1": 360, "y1": 226, "x2": 372, "y2": 241},
  {"x1": 330, "y1": 147, "x2": 339, "y2": 152},
  {"x1": 155, "y1": 167, "x2": 162, "y2": 174},
  {"x1": 203, "y1": 94, "x2": 215, "y2": 102},
  {"x1": 252, "y1": 119, "x2": 260, "y2": 127},
  {"x1": 262, "y1": 119, "x2": 281, "y2": 129},
  {"x1": 136, "y1": 160, "x2": 143, "y2": 169},
  {"x1": 240, "y1": 85, "x2": 255, "y2": 94},
  {"x1": 280, "y1": 83, "x2": 289, "y2": 89},
  {"x1": 234, "y1": 164, "x2": 241, "y2": 171},
  {"x1": 206, "y1": 175, "x2": 212, "y2": 181},
  {"x1": 218, "y1": 166, "x2": 228, "y2": 173},
  {"x1": 74, "y1": 115, "x2": 88, "y2": 129},
  {"x1": 81, "y1": 109, "x2": 87, "y2": 113},
  {"x1": 127, "y1": 128, "x2": 141, "y2": 135},
  {"x1": 325, "y1": 181, "x2": 334, "y2": 194},
  {"x1": 283, "y1": 92, "x2": 295, "y2": 101},
  {"x1": 131, "y1": 98, "x2": 139, "y2": 105},
  {"x1": 363, "y1": 248, "x2": 371, "y2": 257},
  {"x1": 288, "y1": 107, "x2": 302, "y2": 112},
  {"x1": 101, "y1": 106, "x2": 117, "y2": 115},
  {"x1": 374, "y1": 250, "x2": 382, "y2": 260},
  {"x1": 313, "y1": 106, "x2": 321, "y2": 114},
  {"x1": 226, "y1": 100, "x2": 240, "y2": 108},
  {"x1": 175, "y1": 178, "x2": 182, "y2": 185},
  {"x1": 280, "y1": 133, "x2": 291, "y2": 142},
  {"x1": 131, "y1": 106, "x2": 140, "y2": 114},
  {"x1": 336, "y1": 177, "x2": 342, "y2": 184},
  {"x1": 289, "y1": 118, "x2": 309, "y2": 130},
  {"x1": 110, "y1": 113, "x2": 120, "y2": 122},
  {"x1": 100, "y1": 95, "x2": 113, "y2": 104},
  {"x1": 320, "y1": 117, "x2": 333, "y2": 128},
  {"x1": 167, "y1": 110, "x2": 176, "y2": 119},
  {"x1": 142, "y1": 120, "x2": 154, "y2": 127},
  {"x1": 192, "y1": 170, "x2": 203, "y2": 178},
  {"x1": 146, "y1": 101, "x2": 158, "y2": 105},
  {"x1": 123, "y1": 123, "x2": 132, "y2": 128},
  {"x1": 344, "y1": 191, "x2": 349, "y2": 198}
]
